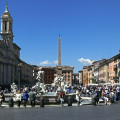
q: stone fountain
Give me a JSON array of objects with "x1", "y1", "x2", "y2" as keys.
[{"x1": 52, "y1": 75, "x2": 70, "y2": 95}]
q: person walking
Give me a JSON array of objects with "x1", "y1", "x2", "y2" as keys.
[
  {"x1": 16, "y1": 90, "x2": 22, "y2": 108},
  {"x1": 22, "y1": 91, "x2": 29, "y2": 107},
  {"x1": 116, "y1": 86, "x2": 120, "y2": 101},
  {"x1": 59, "y1": 91, "x2": 65, "y2": 106},
  {"x1": 28, "y1": 89, "x2": 36, "y2": 107},
  {"x1": 93, "y1": 89, "x2": 99, "y2": 106},
  {"x1": 76, "y1": 89, "x2": 82, "y2": 106},
  {"x1": 0, "y1": 91, "x2": 4, "y2": 106}
]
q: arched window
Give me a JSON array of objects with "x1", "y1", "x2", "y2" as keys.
[{"x1": 4, "y1": 21, "x2": 7, "y2": 31}]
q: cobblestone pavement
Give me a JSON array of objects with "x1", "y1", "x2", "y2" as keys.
[{"x1": 0, "y1": 102, "x2": 120, "y2": 120}]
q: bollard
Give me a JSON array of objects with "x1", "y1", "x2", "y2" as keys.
[
  {"x1": 9, "y1": 98, "x2": 14, "y2": 107},
  {"x1": 0, "y1": 100, "x2": 2, "y2": 107},
  {"x1": 40, "y1": 97, "x2": 44, "y2": 107},
  {"x1": 67, "y1": 96, "x2": 72, "y2": 106},
  {"x1": 91, "y1": 97, "x2": 96, "y2": 106},
  {"x1": 111, "y1": 97, "x2": 114, "y2": 103}
]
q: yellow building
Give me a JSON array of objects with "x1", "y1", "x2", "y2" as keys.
[
  {"x1": 88, "y1": 65, "x2": 93, "y2": 84},
  {"x1": 99, "y1": 60, "x2": 109, "y2": 83},
  {"x1": 83, "y1": 66, "x2": 88, "y2": 85},
  {"x1": 79, "y1": 70, "x2": 83, "y2": 84}
]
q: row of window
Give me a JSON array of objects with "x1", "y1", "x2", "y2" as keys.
[{"x1": 62, "y1": 71, "x2": 70, "y2": 74}]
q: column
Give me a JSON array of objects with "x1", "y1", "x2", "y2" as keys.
[
  {"x1": 3, "y1": 21, "x2": 5, "y2": 32},
  {"x1": 4, "y1": 64, "x2": 7, "y2": 85},
  {"x1": 11, "y1": 65, "x2": 14, "y2": 84},
  {"x1": 1, "y1": 20, "x2": 4, "y2": 32},
  {"x1": 7, "y1": 21, "x2": 9, "y2": 32},
  {"x1": 8, "y1": 64, "x2": 11, "y2": 85},
  {"x1": 0, "y1": 63, "x2": 1, "y2": 85},
  {"x1": 1, "y1": 63, "x2": 4, "y2": 85}
]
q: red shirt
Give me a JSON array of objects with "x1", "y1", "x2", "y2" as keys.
[{"x1": 60, "y1": 92, "x2": 65, "y2": 98}]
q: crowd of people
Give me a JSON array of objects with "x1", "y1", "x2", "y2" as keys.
[
  {"x1": 58, "y1": 84, "x2": 120, "y2": 106},
  {"x1": 0, "y1": 86, "x2": 36, "y2": 108},
  {"x1": 15, "y1": 90, "x2": 36, "y2": 108},
  {"x1": 74, "y1": 85, "x2": 120, "y2": 106},
  {"x1": 0, "y1": 84, "x2": 120, "y2": 107}
]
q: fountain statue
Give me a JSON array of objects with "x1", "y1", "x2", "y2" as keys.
[
  {"x1": 36, "y1": 67, "x2": 44, "y2": 83},
  {"x1": 10, "y1": 83, "x2": 18, "y2": 94},
  {"x1": 32, "y1": 67, "x2": 45, "y2": 94},
  {"x1": 53, "y1": 75, "x2": 70, "y2": 93}
]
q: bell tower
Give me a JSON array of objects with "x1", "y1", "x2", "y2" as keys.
[{"x1": 0, "y1": 4, "x2": 13, "y2": 50}]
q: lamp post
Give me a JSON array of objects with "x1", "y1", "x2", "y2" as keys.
[{"x1": 18, "y1": 63, "x2": 22, "y2": 89}]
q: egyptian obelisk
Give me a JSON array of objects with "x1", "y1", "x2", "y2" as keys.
[
  {"x1": 58, "y1": 34, "x2": 62, "y2": 75},
  {"x1": 58, "y1": 34, "x2": 61, "y2": 67}
]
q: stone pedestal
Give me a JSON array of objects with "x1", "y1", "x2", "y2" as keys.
[{"x1": 57, "y1": 67, "x2": 62, "y2": 75}]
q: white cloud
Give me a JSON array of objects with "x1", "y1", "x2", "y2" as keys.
[
  {"x1": 40, "y1": 60, "x2": 51, "y2": 65},
  {"x1": 53, "y1": 60, "x2": 58, "y2": 65},
  {"x1": 40, "y1": 60, "x2": 58, "y2": 65},
  {"x1": 78, "y1": 58, "x2": 93, "y2": 65}
]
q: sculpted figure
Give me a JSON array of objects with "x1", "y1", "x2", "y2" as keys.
[
  {"x1": 11, "y1": 83, "x2": 18, "y2": 94},
  {"x1": 32, "y1": 68, "x2": 45, "y2": 94},
  {"x1": 36, "y1": 67, "x2": 44, "y2": 83},
  {"x1": 54, "y1": 75, "x2": 64, "y2": 87}
]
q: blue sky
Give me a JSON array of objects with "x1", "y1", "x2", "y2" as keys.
[{"x1": 0, "y1": 0, "x2": 120, "y2": 73}]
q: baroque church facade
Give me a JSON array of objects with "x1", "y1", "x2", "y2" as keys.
[{"x1": 0, "y1": 6, "x2": 21, "y2": 86}]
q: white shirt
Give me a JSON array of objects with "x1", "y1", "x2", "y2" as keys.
[
  {"x1": 116, "y1": 87, "x2": 120, "y2": 93},
  {"x1": 76, "y1": 90, "x2": 80, "y2": 100},
  {"x1": 16, "y1": 94, "x2": 22, "y2": 101}
]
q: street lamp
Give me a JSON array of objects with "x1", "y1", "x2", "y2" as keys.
[{"x1": 17, "y1": 63, "x2": 22, "y2": 89}]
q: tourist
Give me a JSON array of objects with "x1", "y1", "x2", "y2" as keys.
[
  {"x1": 16, "y1": 90, "x2": 22, "y2": 108},
  {"x1": 101, "y1": 89, "x2": 109, "y2": 105},
  {"x1": 86, "y1": 88, "x2": 90, "y2": 97},
  {"x1": 109, "y1": 89, "x2": 115, "y2": 104},
  {"x1": 82, "y1": 86, "x2": 86, "y2": 97},
  {"x1": 28, "y1": 89, "x2": 36, "y2": 107},
  {"x1": 59, "y1": 91, "x2": 65, "y2": 106},
  {"x1": 67, "y1": 87, "x2": 70, "y2": 93},
  {"x1": 51, "y1": 87, "x2": 53, "y2": 92},
  {"x1": 0, "y1": 91, "x2": 4, "y2": 106},
  {"x1": 3, "y1": 88, "x2": 8, "y2": 94},
  {"x1": 93, "y1": 89, "x2": 99, "y2": 106},
  {"x1": 22, "y1": 91, "x2": 29, "y2": 107},
  {"x1": 76, "y1": 89, "x2": 82, "y2": 106},
  {"x1": 98, "y1": 86, "x2": 102, "y2": 97},
  {"x1": 116, "y1": 86, "x2": 120, "y2": 101}
]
